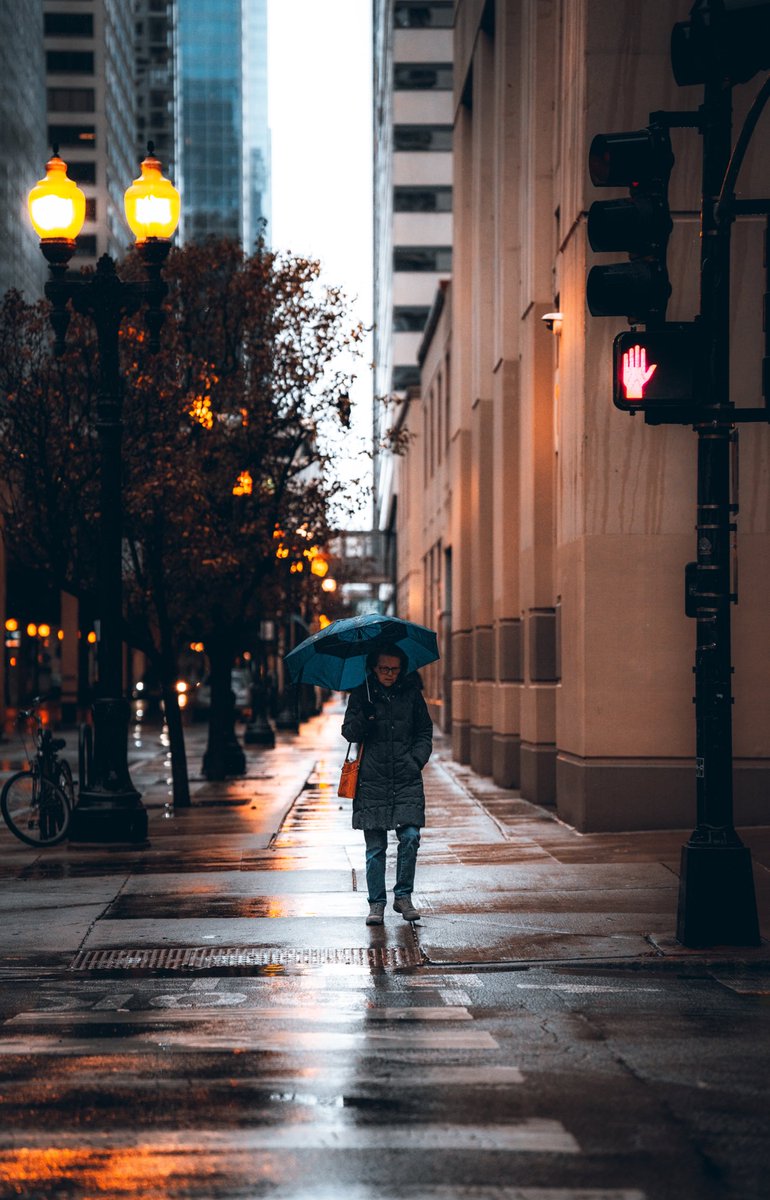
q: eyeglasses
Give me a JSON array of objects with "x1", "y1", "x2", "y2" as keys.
[{"x1": 376, "y1": 665, "x2": 400, "y2": 675}]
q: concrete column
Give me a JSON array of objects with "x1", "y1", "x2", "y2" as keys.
[{"x1": 517, "y1": 0, "x2": 558, "y2": 807}]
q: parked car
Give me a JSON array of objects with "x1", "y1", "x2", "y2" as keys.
[{"x1": 190, "y1": 668, "x2": 252, "y2": 719}]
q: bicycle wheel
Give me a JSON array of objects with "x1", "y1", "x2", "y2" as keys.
[
  {"x1": 1, "y1": 770, "x2": 71, "y2": 847},
  {"x1": 56, "y1": 759, "x2": 76, "y2": 809}
]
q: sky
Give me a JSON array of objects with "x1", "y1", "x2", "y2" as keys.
[{"x1": 267, "y1": 0, "x2": 373, "y2": 528}]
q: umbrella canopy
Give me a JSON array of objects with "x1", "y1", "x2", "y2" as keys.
[{"x1": 284, "y1": 613, "x2": 439, "y2": 691}]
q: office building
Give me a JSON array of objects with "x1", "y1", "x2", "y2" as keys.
[
  {"x1": 0, "y1": 0, "x2": 47, "y2": 299},
  {"x1": 177, "y1": 0, "x2": 270, "y2": 247},
  {"x1": 373, "y1": 0, "x2": 454, "y2": 539},
  {"x1": 395, "y1": 0, "x2": 770, "y2": 830},
  {"x1": 44, "y1": 0, "x2": 137, "y2": 263},
  {"x1": 135, "y1": 0, "x2": 179, "y2": 185}
]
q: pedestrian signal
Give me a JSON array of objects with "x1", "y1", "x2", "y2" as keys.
[{"x1": 612, "y1": 326, "x2": 703, "y2": 414}]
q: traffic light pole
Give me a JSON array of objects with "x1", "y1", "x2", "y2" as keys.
[{"x1": 675, "y1": 80, "x2": 760, "y2": 946}]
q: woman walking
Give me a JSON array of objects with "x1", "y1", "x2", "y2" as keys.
[{"x1": 342, "y1": 646, "x2": 433, "y2": 925}]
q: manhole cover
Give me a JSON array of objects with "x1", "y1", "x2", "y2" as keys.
[{"x1": 70, "y1": 945, "x2": 422, "y2": 972}]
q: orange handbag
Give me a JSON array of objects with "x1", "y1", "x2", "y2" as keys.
[{"x1": 338, "y1": 742, "x2": 363, "y2": 798}]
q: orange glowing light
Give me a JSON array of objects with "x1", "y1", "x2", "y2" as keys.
[
  {"x1": 26, "y1": 623, "x2": 38, "y2": 638},
  {"x1": 232, "y1": 470, "x2": 253, "y2": 496},
  {"x1": 57, "y1": 629, "x2": 64, "y2": 640},
  {"x1": 87, "y1": 631, "x2": 97, "y2": 644},
  {"x1": 318, "y1": 614, "x2": 331, "y2": 629},
  {"x1": 622, "y1": 343, "x2": 657, "y2": 400},
  {"x1": 4, "y1": 618, "x2": 18, "y2": 632},
  {"x1": 321, "y1": 577, "x2": 337, "y2": 593},
  {"x1": 9, "y1": 656, "x2": 17, "y2": 667},
  {"x1": 189, "y1": 395, "x2": 214, "y2": 429},
  {"x1": 38, "y1": 623, "x2": 51, "y2": 638},
  {"x1": 311, "y1": 557, "x2": 329, "y2": 578}
]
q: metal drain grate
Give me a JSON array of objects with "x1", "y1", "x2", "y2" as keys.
[{"x1": 70, "y1": 945, "x2": 422, "y2": 972}]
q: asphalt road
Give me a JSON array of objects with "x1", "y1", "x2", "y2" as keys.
[
  {"x1": 0, "y1": 961, "x2": 768, "y2": 1199},
  {"x1": 1, "y1": 706, "x2": 769, "y2": 1199}
]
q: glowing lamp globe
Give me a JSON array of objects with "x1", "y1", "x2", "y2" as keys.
[
  {"x1": 27, "y1": 155, "x2": 86, "y2": 243},
  {"x1": 124, "y1": 147, "x2": 180, "y2": 243}
]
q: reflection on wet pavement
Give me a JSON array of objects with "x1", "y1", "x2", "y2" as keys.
[{"x1": 2, "y1": 705, "x2": 768, "y2": 1198}]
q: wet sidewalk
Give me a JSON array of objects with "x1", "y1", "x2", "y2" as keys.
[{"x1": 0, "y1": 699, "x2": 768, "y2": 976}]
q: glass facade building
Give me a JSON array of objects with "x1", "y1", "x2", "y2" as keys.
[
  {"x1": 177, "y1": 0, "x2": 270, "y2": 247},
  {"x1": 0, "y1": 0, "x2": 46, "y2": 298}
]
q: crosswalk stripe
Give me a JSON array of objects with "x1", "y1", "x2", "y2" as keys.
[
  {"x1": 6, "y1": 1005, "x2": 473, "y2": 1024},
  {"x1": 515, "y1": 984, "x2": 662, "y2": 994},
  {"x1": 0, "y1": 1120, "x2": 580, "y2": 1153},
  {"x1": 0, "y1": 1027, "x2": 499, "y2": 1054},
  {"x1": 0, "y1": 1064, "x2": 526, "y2": 1089}
]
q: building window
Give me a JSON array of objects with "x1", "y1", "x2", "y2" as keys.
[
  {"x1": 394, "y1": 63, "x2": 453, "y2": 90},
  {"x1": 85, "y1": 198, "x2": 96, "y2": 222},
  {"x1": 46, "y1": 51, "x2": 95, "y2": 74},
  {"x1": 74, "y1": 235, "x2": 97, "y2": 257},
  {"x1": 48, "y1": 124, "x2": 96, "y2": 148},
  {"x1": 394, "y1": 2, "x2": 453, "y2": 28},
  {"x1": 67, "y1": 160, "x2": 96, "y2": 184},
  {"x1": 392, "y1": 365, "x2": 420, "y2": 390},
  {"x1": 393, "y1": 186, "x2": 452, "y2": 213},
  {"x1": 47, "y1": 87, "x2": 95, "y2": 113},
  {"x1": 394, "y1": 306, "x2": 431, "y2": 332},
  {"x1": 44, "y1": 12, "x2": 94, "y2": 37},
  {"x1": 394, "y1": 246, "x2": 452, "y2": 273},
  {"x1": 393, "y1": 125, "x2": 452, "y2": 152}
]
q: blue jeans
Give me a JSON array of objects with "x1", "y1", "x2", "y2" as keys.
[{"x1": 364, "y1": 825, "x2": 421, "y2": 904}]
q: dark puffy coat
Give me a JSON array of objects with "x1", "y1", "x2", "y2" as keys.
[{"x1": 341, "y1": 672, "x2": 433, "y2": 830}]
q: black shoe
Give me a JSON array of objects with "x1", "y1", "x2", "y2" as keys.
[{"x1": 393, "y1": 895, "x2": 420, "y2": 921}]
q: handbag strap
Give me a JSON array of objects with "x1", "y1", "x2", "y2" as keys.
[{"x1": 344, "y1": 740, "x2": 363, "y2": 764}]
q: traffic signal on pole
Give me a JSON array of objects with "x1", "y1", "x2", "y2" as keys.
[
  {"x1": 586, "y1": 125, "x2": 674, "y2": 324},
  {"x1": 671, "y1": 0, "x2": 770, "y2": 86},
  {"x1": 612, "y1": 325, "x2": 704, "y2": 415}
]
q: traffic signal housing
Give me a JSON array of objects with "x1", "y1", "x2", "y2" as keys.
[
  {"x1": 671, "y1": 0, "x2": 770, "y2": 86},
  {"x1": 586, "y1": 125, "x2": 674, "y2": 324},
  {"x1": 613, "y1": 325, "x2": 704, "y2": 417}
]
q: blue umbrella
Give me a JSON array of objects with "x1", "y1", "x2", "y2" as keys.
[{"x1": 284, "y1": 613, "x2": 439, "y2": 691}]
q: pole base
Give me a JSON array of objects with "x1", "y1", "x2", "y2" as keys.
[
  {"x1": 202, "y1": 739, "x2": 247, "y2": 780},
  {"x1": 676, "y1": 842, "x2": 761, "y2": 947},
  {"x1": 274, "y1": 708, "x2": 299, "y2": 732},
  {"x1": 244, "y1": 719, "x2": 276, "y2": 747},
  {"x1": 68, "y1": 796, "x2": 148, "y2": 844}
]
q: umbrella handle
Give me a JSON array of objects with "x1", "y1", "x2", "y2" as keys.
[{"x1": 365, "y1": 674, "x2": 371, "y2": 702}]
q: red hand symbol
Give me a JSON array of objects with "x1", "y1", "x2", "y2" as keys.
[{"x1": 622, "y1": 344, "x2": 657, "y2": 400}]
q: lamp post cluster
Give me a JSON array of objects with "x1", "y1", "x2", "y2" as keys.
[{"x1": 27, "y1": 144, "x2": 180, "y2": 843}]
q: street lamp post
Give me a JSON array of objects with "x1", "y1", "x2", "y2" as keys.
[{"x1": 28, "y1": 144, "x2": 180, "y2": 843}]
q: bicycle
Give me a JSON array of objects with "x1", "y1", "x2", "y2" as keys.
[{"x1": 1, "y1": 700, "x2": 75, "y2": 847}]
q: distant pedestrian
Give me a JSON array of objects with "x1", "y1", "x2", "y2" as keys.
[{"x1": 341, "y1": 646, "x2": 433, "y2": 925}]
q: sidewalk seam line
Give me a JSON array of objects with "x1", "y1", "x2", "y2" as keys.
[{"x1": 266, "y1": 760, "x2": 318, "y2": 849}]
